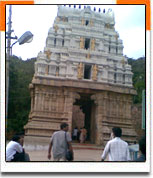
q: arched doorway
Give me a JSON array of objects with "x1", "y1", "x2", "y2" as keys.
[{"x1": 72, "y1": 93, "x2": 96, "y2": 143}]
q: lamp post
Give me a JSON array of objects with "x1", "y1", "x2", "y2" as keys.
[
  {"x1": 6, "y1": 5, "x2": 33, "y2": 125},
  {"x1": 6, "y1": 5, "x2": 12, "y2": 125},
  {"x1": 10, "y1": 31, "x2": 33, "y2": 55}
]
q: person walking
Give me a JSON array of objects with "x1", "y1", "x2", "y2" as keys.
[
  {"x1": 77, "y1": 128, "x2": 81, "y2": 142},
  {"x1": 134, "y1": 135, "x2": 146, "y2": 162},
  {"x1": 6, "y1": 133, "x2": 30, "y2": 162},
  {"x1": 128, "y1": 141, "x2": 139, "y2": 160},
  {"x1": 80, "y1": 127, "x2": 87, "y2": 143},
  {"x1": 101, "y1": 127, "x2": 131, "y2": 161},
  {"x1": 72, "y1": 127, "x2": 78, "y2": 141},
  {"x1": 48, "y1": 123, "x2": 73, "y2": 161}
]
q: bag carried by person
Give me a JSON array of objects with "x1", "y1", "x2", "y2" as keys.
[
  {"x1": 65, "y1": 132, "x2": 73, "y2": 161},
  {"x1": 66, "y1": 150, "x2": 73, "y2": 161}
]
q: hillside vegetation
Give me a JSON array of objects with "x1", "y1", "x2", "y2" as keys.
[
  {"x1": 128, "y1": 57, "x2": 145, "y2": 103},
  {"x1": 7, "y1": 56, "x2": 36, "y2": 138}
]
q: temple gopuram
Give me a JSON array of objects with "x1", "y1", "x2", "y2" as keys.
[{"x1": 24, "y1": 5, "x2": 137, "y2": 148}]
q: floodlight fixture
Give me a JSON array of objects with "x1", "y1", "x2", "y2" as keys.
[{"x1": 18, "y1": 31, "x2": 33, "y2": 45}]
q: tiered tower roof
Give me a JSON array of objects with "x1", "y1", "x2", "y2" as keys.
[{"x1": 35, "y1": 5, "x2": 133, "y2": 87}]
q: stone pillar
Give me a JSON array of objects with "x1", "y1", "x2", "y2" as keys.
[
  {"x1": 45, "y1": 65, "x2": 49, "y2": 75},
  {"x1": 81, "y1": 18, "x2": 85, "y2": 25},
  {"x1": 91, "y1": 92, "x2": 107, "y2": 145},
  {"x1": 127, "y1": 95, "x2": 133, "y2": 119},
  {"x1": 63, "y1": 90, "x2": 80, "y2": 132},
  {"x1": 92, "y1": 64, "x2": 98, "y2": 81},
  {"x1": 29, "y1": 83, "x2": 34, "y2": 121},
  {"x1": 66, "y1": 92, "x2": 74, "y2": 132},
  {"x1": 91, "y1": 39, "x2": 95, "y2": 51},
  {"x1": 29, "y1": 84, "x2": 34, "y2": 112},
  {"x1": 41, "y1": 91, "x2": 45, "y2": 112},
  {"x1": 90, "y1": 19, "x2": 93, "y2": 26},
  {"x1": 80, "y1": 37, "x2": 84, "y2": 49},
  {"x1": 77, "y1": 63, "x2": 84, "y2": 79},
  {"x1": 116, "y1": 95, "x2": 120, "y2": 118},
  {"x1": 34, "y1": 88, "x2": 39, "y2": 112}
]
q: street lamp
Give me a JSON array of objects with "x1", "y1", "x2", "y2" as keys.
[
  {"x1": 6, "y1": 5, "x2": 34, "y2": 123},
  {"x1": 10, "y1": 31, "x2": 33, "y2": 55}
]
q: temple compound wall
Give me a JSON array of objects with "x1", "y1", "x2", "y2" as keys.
[{"x1": 24, "y1": 5, "x2": 137, "y2": 148}]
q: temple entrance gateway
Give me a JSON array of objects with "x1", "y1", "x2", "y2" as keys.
[
  {"x1": 24, "y1": 79, "x2": 137, "y2": 148},
  {"x1": 73, "y1": 93, "x2": 95, "y2": 143},
  {"x1": 24, "y1": 5, "x2": 137, "y2": 149}
]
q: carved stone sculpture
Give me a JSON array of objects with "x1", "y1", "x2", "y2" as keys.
[
  {"x1": 92, "y1": 64, "x2": 98, "y2": 81},
  {"x1": 80, "y1": 37, "x2": 84, "y2": 49},
  {"x1": 45, "y1": 50, "x2": 52, "y2": 59},
  {"x1": 77, "y1": 63, "x2": 83, "y2": 79},
  {"x1": 91, "y1": 39, "x2": 95, "y2": 51}
]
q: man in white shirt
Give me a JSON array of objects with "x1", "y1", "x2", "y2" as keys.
[
  {"x1": 6, "y1": 134, "x2": 30, "y2": 162},
  {"x1": 101, "y1": 127, "x2": 131, "y2": 161},
  {"x1": 48, "y1": 123, "x2": 73, "y2": 161}
]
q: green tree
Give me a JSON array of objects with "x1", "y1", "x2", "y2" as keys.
[
  {"x1": 7, "y1": 56, "x2": 36, "y2": 139},
  {"x1": 128, "y1": 57, "x2": 145, "y2": 103}
]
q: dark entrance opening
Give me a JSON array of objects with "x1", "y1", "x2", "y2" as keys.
[
  {"x1": 73, "y1": 93, "x2": 96, "y2": 143},
  {"x1": 123, "y1": 74, "x2": 125, "y2": 84},
  {"x1": 84, "y1": 65, "x2": 91, "y2": 79},
  {"x1": 114, "y1": 73, "x2": 117, "y2": 83},
  {"x1": 85, "y1": 20, "x2": 89, "y2": 26},
  {"x1": 84, "y1": 38, "x2": 90, "y2": 49}
]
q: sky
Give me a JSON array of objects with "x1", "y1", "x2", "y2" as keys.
[{"x1": 6, "y1": 4, "x2": 145, "y2": 60}]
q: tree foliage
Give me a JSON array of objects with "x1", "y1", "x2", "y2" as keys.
[
  {"x1": 7, "y1": 56, "x2": 36, "y2": 138},
  {"x1": 128, "y1": 57, "x2": 145, "y2": 104}
]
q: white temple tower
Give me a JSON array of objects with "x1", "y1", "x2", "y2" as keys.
[{"x1": 24, "y1": 5, "x2": 137, "y2": 148}]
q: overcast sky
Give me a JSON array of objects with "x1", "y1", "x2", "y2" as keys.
[{"x1": 6, "y1": 4, "x2": 145, "y2": 60}]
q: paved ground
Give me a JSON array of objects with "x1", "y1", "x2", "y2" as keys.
[
  {"x1": 26, "y1": 149, "x2": 103, "y2": 162},
  {"x1": 26, "y1": 143, "x2": 104, "y2": 162}
]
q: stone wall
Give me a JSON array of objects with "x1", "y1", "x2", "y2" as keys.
[
  {"x1": 91, "y1": 91, "x2": 137, "y2": 145},
  {"x1": 24, "y1": 78, "x2": 137, "y2": 147},
  {"x1": 131, "y1": 104, "x2": 145, "y2": 141}
]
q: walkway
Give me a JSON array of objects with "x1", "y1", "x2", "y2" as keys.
[{"x1": 26, "y1": 142, "x2": 104, "y2": 162}]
